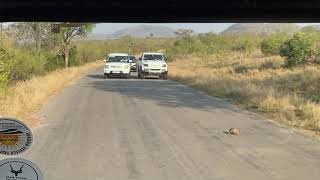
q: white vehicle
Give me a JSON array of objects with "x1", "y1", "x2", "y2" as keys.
[
  {"x1": 137, "y1": 52, "x2": 168, "y2": 79},
  {"x1": 104, "y1": 53, "x2": 131, "y2": 78}
]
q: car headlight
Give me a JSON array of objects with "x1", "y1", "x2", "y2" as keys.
[
  {"x1": 162, "y1": 64, "x2": 167, "y2": 67},
  {"x1": 144, "y1": 64, "x2": 148, "y2": 67}
]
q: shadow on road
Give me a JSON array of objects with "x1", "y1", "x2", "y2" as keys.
[
  {"x1": 87, "y1": 74, "x2": 105, "y2": 79},
  {"x1": 87, "y1": 73, "x2": 237, "y2": 111}
]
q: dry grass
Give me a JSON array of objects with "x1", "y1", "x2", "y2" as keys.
[
  {"x1": 0, "y1": 61, "x2": 101, "y2": 127},
  {"x1": 169, "y1": 53, "x2": 320, "y2": 137}
]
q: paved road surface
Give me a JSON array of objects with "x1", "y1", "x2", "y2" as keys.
[{"x1": 4, "y1": 67, "x2": 320, "y2": 180}]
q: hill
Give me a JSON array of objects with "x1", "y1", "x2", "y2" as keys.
[
  {"x1": 86, "y1": 33, "x2": 109, "y2": 40},
  {"x1": 109, "y1": 25, "x2": 175, "y2": 38},
  {"x1": 300, "y1": 25, "x2": 320, "y2": 32},
  {"x1": 221, "y1": 23, "x2": 300, "y2": 35},
  {"x1": 87, "y1": 25, "x2": 176, "y2": 40}
]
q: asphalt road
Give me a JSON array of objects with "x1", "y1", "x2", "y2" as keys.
[{"x1": 5, "y1": 67, "x2": 320, "y2": 180}]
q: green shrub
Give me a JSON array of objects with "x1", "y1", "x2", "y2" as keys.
[
  {"x1": 44, "y1": 54, "x2": 64, "y2": 72},
  {"x1": 280, "y1": 32, "x2": 314, "y2": 67},
  {"x1": 0, "y1": 47, "x2": 71, "y2": 88},
  {"x1": 198, "y1": 33, "x2": 233, "y2": 53},
  {"x1": 68, "y1": 46, "x2": 80, "y2": 66},
  {"x1": 164, "y1": 37, "x2": 196, "y2": 60},
  {"x1": 261, "y1": 33, "x2": 288, "y2": 56},
  {"x1": 0, "y1": 47, "x2": 10, "y2": 90},
  {"x1": 7, "y1": 50, "x2": 47, "y2": 82},
  {"x1": 232, "y1": 35, "x2": 257, "y2": 56},
  {"x1": 0, "y1": 32, "x2": 96, "y2": 92}
]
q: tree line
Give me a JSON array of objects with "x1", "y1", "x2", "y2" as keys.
[
  {"x1": 2, "y1": 24, "x2": 320, "y2": 91},
  {"x1": 74, "y1": 27, "x2": 320, "y2": 68},
  {"x1": 0, "y1": 22, "x2": 94, "y2": 90},
  {"x1": 167, "y1": 28, "x2": 320, "y2": 67},
  {"x1": 7, "y1": 23, "x2": 95, "y2": 67}
]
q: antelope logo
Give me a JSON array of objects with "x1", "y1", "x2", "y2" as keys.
[{"x1": 10, "y1": 164, "x2": 24, "y2": 176}]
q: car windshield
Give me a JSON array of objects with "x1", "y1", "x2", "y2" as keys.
[
  {"x1": 108, "y1": 56, "x2": 129, "y2": 62},
  {"x1": 143, "y1": 54, "x2": 164, "y2": 60}
]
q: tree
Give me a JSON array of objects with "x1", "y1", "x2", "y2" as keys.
[
  {"x1": 58, "y1": 24, "x2": 95, "y2": 68},
  {"x1": 149, "y1": 33, "x2": 154, "y2": 38},
  {"x1": 174, "y1": 29, "x2": 194, "y2": 38},
  {"x1": 9, "y1": 23, "x2": 52, "y2": 51},
  {"x1": 120, "y1": 35, "x2": 134, "y2": 54},
  {"x1": 197, "y1": 33, "x2": 233, "y2": 53},
  {"x1": 280, "y1": 32, "x2": 314, "y2": 67}
]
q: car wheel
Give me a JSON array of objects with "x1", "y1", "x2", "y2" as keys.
[
  {"x1": 162, "y1": 73, "x2": 168, "y2": 80},
  {"x1": 137, "y1": 68, "x2": 141, "y2": 78},
  {"x1": 139, "y1": 72, "x2": 145, "y2": 79}
]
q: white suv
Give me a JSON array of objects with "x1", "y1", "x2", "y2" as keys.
[
  {"x1": 137, "y1": 52, "x2": 168, "y2": 79},
  {"x1": 104, "y1": 53, "x2": 131, "y2": 78}
]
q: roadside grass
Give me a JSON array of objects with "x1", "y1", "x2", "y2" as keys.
[
  {"x1": 169, "y1": 53, "x2": 320, "y2": 137},
  {"x1": 0, "y1": 61, "x2": 102, "y2": 127}
]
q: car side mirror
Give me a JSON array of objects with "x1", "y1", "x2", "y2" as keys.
[{"x1": 103, "y1": 59, "x2": 107, "y2": 63}]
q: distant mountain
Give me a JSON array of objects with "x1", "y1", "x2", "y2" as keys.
[
  {"x1": 300, "y1": 25, "x2": 320, "y2": 32},
  {"x1": 88, "y1": 25, "x2": 176, "y2": 40},
  {"x1": 221, "y1": 23, "x2": 300, "y2": 35},
  {"x1": 109, "y1": 25, "x2": 176, "y2": 38},
  {"x1": 87, "y1": 33, "x2": 109, "y2": 40}
]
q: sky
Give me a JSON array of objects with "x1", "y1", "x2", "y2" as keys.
[{"x1": 92, "y1": 23, "x2": 320, "y2": 34}]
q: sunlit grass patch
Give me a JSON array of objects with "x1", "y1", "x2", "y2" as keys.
[
  {"x1": 169, "y1": 53, "x2": 320, "y2": 136},
  {"x1": 0, "y1": 61, "x2": 101, "y2": 127}
]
